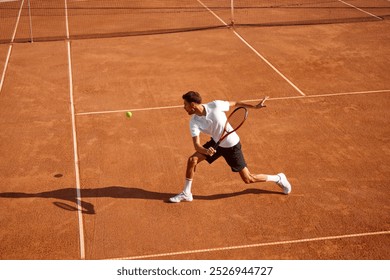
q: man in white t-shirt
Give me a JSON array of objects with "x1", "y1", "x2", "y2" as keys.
[{"x1": 169, "y1": 91, "x2": 291, "y2": 203}]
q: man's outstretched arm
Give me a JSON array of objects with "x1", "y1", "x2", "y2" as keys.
[{"x1": 229, "y1": 96, "x2": 269, "y2": 109}]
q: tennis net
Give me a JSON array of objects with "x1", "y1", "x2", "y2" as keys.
[{"x1": 1, "y1": 0, "x2": 389, "y2": 44}]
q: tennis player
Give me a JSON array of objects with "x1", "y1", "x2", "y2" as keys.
[{"x1": 169, "y1": 91, "x2": 291, "y2": 203}]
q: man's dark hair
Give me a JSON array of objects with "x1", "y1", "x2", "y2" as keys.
[{"x1": 182, "y1": 91, "x2": 202, "y2": 104}]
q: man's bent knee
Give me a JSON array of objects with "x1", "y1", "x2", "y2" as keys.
[
  {"x1": 188, "y1": 156, "x2": 198, "y2": 168},
  {"x1": 240, "y1": 170, "x2": 255, "y2": 184},
  {"x1": 242, "y1": 176, "x2": 254, "y2": 184}
]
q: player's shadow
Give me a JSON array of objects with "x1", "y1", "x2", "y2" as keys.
[{"x1": 0, "y1": 186, "x2": 281, "y2": 215}]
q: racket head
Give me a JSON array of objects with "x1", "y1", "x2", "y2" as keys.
[
  {"x1": 226, "y1": 106, "x2": 248, "y2": 131},
  {"x1": 214, "y1": 106, "x2": 248, "y2": 148}
]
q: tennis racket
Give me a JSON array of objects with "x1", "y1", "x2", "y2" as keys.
[{"x1": 213, "y1": 106, "x2": 248, "y2": 149}]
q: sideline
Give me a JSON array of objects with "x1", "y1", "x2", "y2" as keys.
[
  {"x1": 0, "y1": 0, "x2": 24, "y2": 93},
  {"x1": 65, "y1": 0, "x2": 86, "y2": 260}
]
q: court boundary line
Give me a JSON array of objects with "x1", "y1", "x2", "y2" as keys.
[
  {"x1": 196, "y1": 0, "x2": 306, "y2": 97},
  {"x1": 338, "y1": 0, "x2": 383, "y2": 20},
  {"x1": 231, "y1": 30, "x2": 306, "y2": 96},
  {"x1": 196, "y1": 0, "x2": 228, "y2": 26},
  {"x1": 0, "y1": 0, "x2": 24, "y2": 93},
  {"x1": 65, "y1": 0, "x2": 86, "y2": 260},
  {"x1": 107, "y1": 230, "x2": 390, "y2": 260},
  {"x1": 75, "y1": 89, "x2": 390, "y2": 116}
]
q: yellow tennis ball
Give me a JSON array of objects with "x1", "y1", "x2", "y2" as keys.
[{"x1": 126, "y1": 111, "x2": 132, "y2": 118}]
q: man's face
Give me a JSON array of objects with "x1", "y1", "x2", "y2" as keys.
[{"x1": 183, "y1": 100, "x2": 195, "y2": 115}]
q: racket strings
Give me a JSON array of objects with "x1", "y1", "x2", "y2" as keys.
[
  {"x1": 227, "y1": 108, "x2": 247, "y2": 131},
  {"x1": 214, "y1": 107, "x2": 247, "y2": 148}
]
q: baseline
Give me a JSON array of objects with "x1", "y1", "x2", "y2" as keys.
[{"x1": 108, "y1": 230, "x2": 390, "y2": 260}]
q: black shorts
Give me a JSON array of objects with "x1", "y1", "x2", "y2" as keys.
[{"x1": 203, "y1": 138, "x2": 247, "y2": 172}]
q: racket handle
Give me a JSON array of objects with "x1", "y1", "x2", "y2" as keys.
[{"x1": 213, "y1": 142, "x2": 220, "y2": 150}]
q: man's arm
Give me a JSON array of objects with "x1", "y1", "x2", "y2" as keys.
[
  {"x1": 192, "y1": 135, "x2": 215, "y2": 156},
  {"x1": 229, "y1": 96, "x2": 269, "y2": 109}
]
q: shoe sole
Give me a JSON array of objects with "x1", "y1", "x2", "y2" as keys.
[
  {"x1": 169, "y1": 195, "x2": 193, "y2": 203},
  {"x1": 169, "y1": 199, "x2": 193, "y2": 203}
]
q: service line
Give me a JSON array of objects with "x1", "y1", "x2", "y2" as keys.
[{"x1": 75, "y1": 89, "x2": 390, "y2": 116}]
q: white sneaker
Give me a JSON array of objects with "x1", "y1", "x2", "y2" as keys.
[
  {"x1": 169, "y1": 192, "x2": 193, "y2": 203},
  {"x1": 277, "y1": 173, "x2": 291, "y2": 194}
]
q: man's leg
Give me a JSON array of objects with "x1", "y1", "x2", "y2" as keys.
[
  {"x1": 183, "y1": 152, "x2": 207, "y2": 194},
  {"x1": 238, "y1": 167, "x2": 291, "y2": 194},
  {"x1": 238, "y1": 167, "x2": 267, "y2": 183},
  {"x1": 169, "y1": 152, "x2": 207, "y2": 203},
  {"x1": 186, "y1": 152, "x2": 207, "y2": 180}
]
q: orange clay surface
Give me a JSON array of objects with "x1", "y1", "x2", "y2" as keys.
[{"x1": 0, "y1": 4, "x2": 389, "y2": 260}]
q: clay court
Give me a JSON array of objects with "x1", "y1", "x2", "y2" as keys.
[{"x1": 0, "y1": 0, "x2": 389, "y2": 260}]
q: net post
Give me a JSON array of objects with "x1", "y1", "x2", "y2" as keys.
[
  {"x1": 27, "y1": 0, "x2": 34, "y2": 43},
  {"x1": 230, "y1": 0, "x2": 235, "y2": 27}
]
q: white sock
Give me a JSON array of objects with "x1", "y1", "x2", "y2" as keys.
[
  {"x1": 266, "y1": 175, "x2": 280, "y2": 183},
  {"x1": 183, "y1": 178, "x2": 193, "y2": 194}
]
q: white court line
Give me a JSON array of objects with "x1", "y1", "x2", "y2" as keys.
[
  {"x1": 64, "y1": 0, "x2": 85, "y2": 260},
  {"x1": 338, "y1": 0, "x2": 383, "y2": 20},
  {"x1": 64, "y1": 0, "x2": 70, "y2": 39},
  {"x1": 0, "y1": 46, "x2": 13, "y2": 93},
  {"x1": 108, "y1": 230, "x2": 390, "y2": 260},
  {"x1": 0, "y1": 0, "x2": 24, "y2": 93},
  {"x1": 67, "y1": 41, "x2": 85, "y2": 260},
  {"x1": 75, "y1": 89, "x2": 390, "y2": 116},
  {"x1": 246, "y1": 89, "x2": 390, "y2": 102},
  {"x1": 196, "y1": 0, "x2": 228, "y2": 26},
  {"x1": 196, "y1": 0, "x2": 306, "y2": 97},
  {"x1": 76, "y1": 104, "x2": 183, "y2": 116},
  {"x1": 232, "y1": 30, "x2": 306, "y2": 96}
]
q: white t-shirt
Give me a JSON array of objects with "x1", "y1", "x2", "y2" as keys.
[{"x1": 190, "y1": 100, "x2": 240, "y2": 148}]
